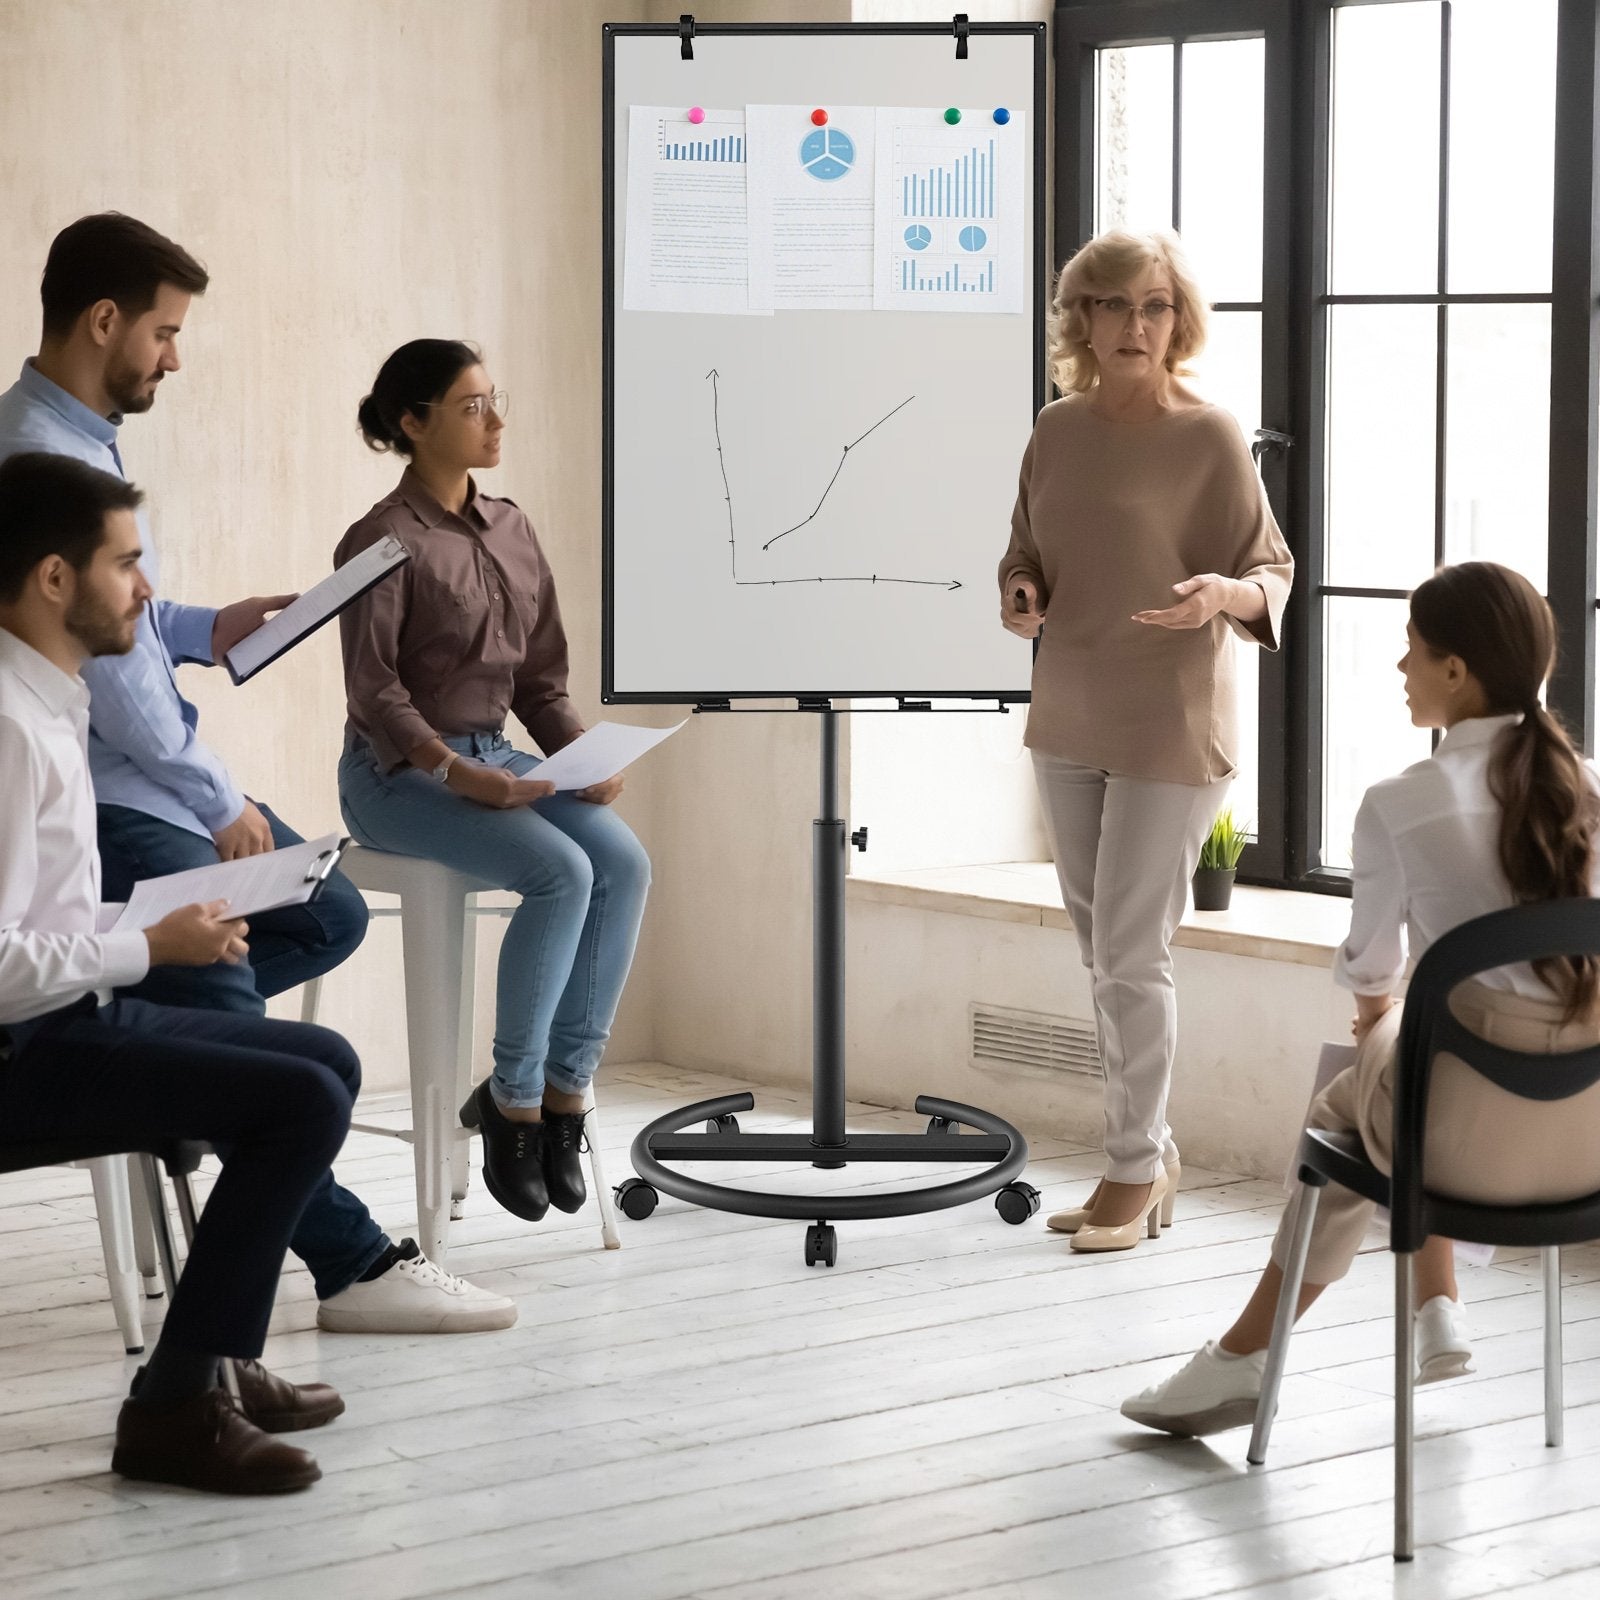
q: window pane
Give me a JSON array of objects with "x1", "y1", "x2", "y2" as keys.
[
  {"x1": 1443, "y1": 304, "x2": 1550, "y2": 588},
  {"x1": 1447, "y1": 0, "x2": 1557, "y2": 294},
  {"x1": 1325, "y1": 305, "x2": 1437, "y2": 589},
  {"x1": 1097, "y1": 46, "x2": 1173, "y2": 234},
  {"x1": 1322, "y1": 598, "x2": 1431, "y2": 871},
  {"x1": 1179, "y1": 38, "x2": 1264, "y2": 302},
  {"x1": 1330, "y1": 2, "x2": 1441, "y2": 295},
  {"x1": 1192, "y1": 310, "x2": 1261, "y2": 444}
]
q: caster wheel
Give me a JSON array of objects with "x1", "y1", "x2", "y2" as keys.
[
  {"x1": 995, "y1": 1181, "x2": 1041, "y2": 1225},
  {"x1": 926, "y1": 1115, "x2": 956, "y2": 1135},
  {"x1": 615, "y1": 1178, "x2": 659, "y2": 1220},
  {"x1": 706, "y1": 1114, "x2": 741, "y2": 1135},
  {"x1": 804, "y1": 1222, "x2": 837, "y2": 1268}
]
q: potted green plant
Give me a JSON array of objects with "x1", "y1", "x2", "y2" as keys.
[{"x1": 1193, "y1": 808, "x2": 1249, "y2": 911}]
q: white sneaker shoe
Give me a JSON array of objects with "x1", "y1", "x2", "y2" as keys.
[
  {"x1": 1121, "y1": 1340, "x2": 1268, "y2": 1436},
  {"x1": 1415, "y1": 1295, "x2": 1473, "y2": 1384},
  {"x1": 317, "y1": 1243, "x2": 518, "y2": 1334}
]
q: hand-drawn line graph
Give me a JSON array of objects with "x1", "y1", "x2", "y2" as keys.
[
  {"x1": 762, "y1": 394, "x2": 915, "y2": 552},
  {"x1": 705, "y1": 369, "x2": 961, "y2": 592}
]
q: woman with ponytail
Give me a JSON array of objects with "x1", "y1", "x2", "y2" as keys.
[
  {"x1": 1122, "y1": 561, "x2": 1600, "y2": 1437},
  {"x1": 335, "y1": 341, "x2": 651, "y2": 1227}
]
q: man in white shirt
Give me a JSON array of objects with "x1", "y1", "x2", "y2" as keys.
[{"x1": 0, "y1": 451, "x2": 357, "y2": 1493}]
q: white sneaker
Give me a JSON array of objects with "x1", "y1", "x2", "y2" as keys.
[
  {"x1": 1415, "y1": 1295, "x2": 1473, "y2": 1384},
  {"x1": 317, "y1": 1244, "x2": 518, "y2": 1334},
  {"x1": 1120, "y1": 1340, "x2": 1268, "y2": 1436}
]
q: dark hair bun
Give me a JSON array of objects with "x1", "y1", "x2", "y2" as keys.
[{"x1": 357, "y1": 393, "x2": 399, "y2": 454}]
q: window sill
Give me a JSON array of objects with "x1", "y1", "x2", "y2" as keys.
[{"x1": 847, "y1": 862, "x2": 1350, "y2": 968}]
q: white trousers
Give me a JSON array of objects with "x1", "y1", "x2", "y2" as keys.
[{"x1": 1032, "y1": 753, "x2": 1230, "y2": 1182}]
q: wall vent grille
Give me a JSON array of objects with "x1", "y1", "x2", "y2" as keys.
[{"x1": 970, "y1": 1003, "x2": 1102, "y2": 1078}]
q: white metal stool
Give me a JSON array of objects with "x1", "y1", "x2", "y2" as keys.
[{"x1": 300, "y1": 844, "x2": 621, "y2": 1263}]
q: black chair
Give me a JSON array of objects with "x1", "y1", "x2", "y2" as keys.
[
  {"x1": 1248, "y1": 900, "x2": 1600, "y2": 1562},
  {"x1": 0, "y1": 1136, "x2": 235, "y2": 1391}
]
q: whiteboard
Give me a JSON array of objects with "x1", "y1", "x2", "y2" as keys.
[{"x1": 603, "y1": 22, "x2": 1045, "y2": 704}]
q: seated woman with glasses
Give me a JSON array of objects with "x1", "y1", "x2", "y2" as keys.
[
  {"x1": 334, "y1": 340, "x2": 650, "y2": 1225},
  {"x1": 1000, "y1": 227, "x2": 1292, "y2": 1254},
  {"x1": 1122, "y1": 562, "x2": 1600, "y2": 1437}
]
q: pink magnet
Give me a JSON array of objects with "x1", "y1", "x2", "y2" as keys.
[
  {"x1": 687, "y1": 106, "x2": 706, "y2": 124},
  {"x1": 810, "y1": 108, "x2": 828, "y2": 126}
]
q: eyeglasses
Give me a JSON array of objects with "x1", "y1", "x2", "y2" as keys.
[
  {"x1": 1092, "y1": 297, "x2": 1177, "y2": 322},
  {"x1": 416, "y1": 389, "x2": 509, "y2": 422}
]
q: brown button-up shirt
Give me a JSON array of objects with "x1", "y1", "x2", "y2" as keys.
[
  {"x1": 1000, "y1": 397, "x2": 1293, "y2": 785},
  {"x1": 335, "y1": 469, "x2": 584, "y2": 773}
]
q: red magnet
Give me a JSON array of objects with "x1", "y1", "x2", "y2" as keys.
[
  {"x1": 687, "y1": 106, "x2": 706, "y2": 124},
  {"x1": 810, "y1": 108, "x2": 828, "y2": 126}
]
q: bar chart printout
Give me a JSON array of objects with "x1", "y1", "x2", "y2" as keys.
[
  {"x1": 874, "y1": 107, "x2": 1026, "y2": 314},
  {"x1": 625, "y1": 107, "x2": 756, "y2": 316}
]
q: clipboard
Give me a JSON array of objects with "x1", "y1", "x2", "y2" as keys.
[
  {"x1": 112, "y1": 833, "x2": 352, "y2": 931},
  {"x1": 225, "y1": 537, "x2": 411, "y2": 685}
]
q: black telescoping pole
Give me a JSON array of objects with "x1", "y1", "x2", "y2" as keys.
[{"x1": 812, "y1": 708, "x2": 848, "y2": 1159}]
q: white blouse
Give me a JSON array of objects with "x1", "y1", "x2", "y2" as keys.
[{"x1": 1334, "y1": 714, "x2": 1600, "y2": 998}]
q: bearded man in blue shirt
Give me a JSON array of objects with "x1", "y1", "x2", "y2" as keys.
[{"x1": 0, "y1": 213, "x2": 515, "y2": 1336}]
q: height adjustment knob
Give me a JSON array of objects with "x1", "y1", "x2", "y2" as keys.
[{"x1": 850, "y1": 827, "x2": 869, "y2": 853}]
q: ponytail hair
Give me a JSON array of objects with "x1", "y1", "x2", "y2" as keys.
[
  {"x1": 357, "y1": 339, "x2": 481, "y2": 457},
  {"x1": 1410, "y1": 561, "x2": 1600, "y2": 1018}
]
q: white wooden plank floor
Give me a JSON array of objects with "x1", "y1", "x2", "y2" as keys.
[{"x1": 2, "y1": 1060, "x2": 1598, "y2": 1600}]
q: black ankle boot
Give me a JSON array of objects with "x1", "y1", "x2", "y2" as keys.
[
  {"x1": 459, "y1": 1080, "x2": 549, "y2": 1221},
  {"x1": 541, "y1": 1109, "x2": 589, "y2": 1214}
]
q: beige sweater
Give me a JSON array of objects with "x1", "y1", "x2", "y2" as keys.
[{"x1": 1000, "y1": 395, "x2": 1292, "y2": 785}]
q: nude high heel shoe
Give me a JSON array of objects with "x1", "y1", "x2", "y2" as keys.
[
  {"x1": 1048, "y1": 1159, "x2": 1180, "y2": 1234},
  {"x1": 1069, "y1": 1168, "x2": 1171, "y2": 1254}
]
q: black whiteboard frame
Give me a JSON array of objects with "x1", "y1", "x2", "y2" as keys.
[{"x1": 600, "y1": 19, "x2": 1048, "y2": 707}]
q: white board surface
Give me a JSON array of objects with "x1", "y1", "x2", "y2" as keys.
[{"x1": 605, "y1": 26, "x2": 1042, "y2": 702}]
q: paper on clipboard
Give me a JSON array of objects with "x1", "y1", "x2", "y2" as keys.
[
  {"x1": 112, "y1": 833, "x2": 348, "y2": 931},
  {"x1": 225, "y1": 537, "x2": 410, "y2": 684},
  {"x1": 533, "y1": 720, "x2": 686, "y2": 791}
]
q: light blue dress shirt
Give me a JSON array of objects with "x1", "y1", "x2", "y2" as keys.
[{"x1": 0, "y1": 361, "x2": 244, "y2": 838}]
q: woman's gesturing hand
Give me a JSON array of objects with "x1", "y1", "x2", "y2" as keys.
[
  {"x1": 1133, "y1": 574, "x2": 1237, "y2": 630},
  {"x1": 447, "y1": 760, "x2": 555, "y2": 810},
  {"x1": 1001, "y1": 577, "x2": 1047, "y2": 639}
]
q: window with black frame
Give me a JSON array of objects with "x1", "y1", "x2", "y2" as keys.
[
  {"x1": 1054, "y1": 0, "x2": 1595, "y2": 892},
  {"x1": 1315, "y1": 0, "x2": 1559, "y2": 871}
]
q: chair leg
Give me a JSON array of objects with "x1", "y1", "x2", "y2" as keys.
[
  {"x1": 299, "y1": 974, "x2": 324, "y2": 1025},
  {"x1": 1395, "y1": 1250, "x2": 1416, "y2": 1562},
  {"x1": 449, "y1": 904, "x2": 479, "y2": 1223},
  {"x1": 137, "y1": 1155, "x2": 184, "y2": 1304},
  {"x1": 586, "y1": 1098, "x2": 622, "y2": 1251},
  {"x1": 126, "y1": 1160, "x2": 165, "y2": 1299},
  {"x1": 1248, "y1": 1180, "x2": 1319, "y2": 1465},
  {"x1": 400, "y1": 885, "x2": 468, "y2": 1267},
  {"x1": 1544, "y1": 1245, "x2": 1564, "y2": 1448},
  {"x1": 88, "y1": 1156, "x2": 145, "y2": 1355}
]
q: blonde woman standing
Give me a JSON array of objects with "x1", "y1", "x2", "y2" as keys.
[{"x1": 1000, "y1": 229, "x2": 1293, "y2": 1251}]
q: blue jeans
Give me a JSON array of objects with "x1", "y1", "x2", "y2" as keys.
[
  {"x1": 338, "y1": 732, "x2": 652, "y2": 1109},
  {"x1": 96, "y1": 802, "x2": 387, "y2": 1297}
]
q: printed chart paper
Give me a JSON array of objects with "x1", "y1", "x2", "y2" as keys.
[
  {"x1": 624, "y1": 107, "x2": 762, "y2": 315},
  {"x1": 747, "y1": 106, "x2": 876, "y2": 310},
  {"x1": 873, "y1": 107, "x2": 1027, "y2": 314}
]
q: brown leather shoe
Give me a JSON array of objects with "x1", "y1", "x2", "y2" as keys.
[
  {"x1": 112, "y1": 1389, "x2": 321, "y2": 1494},
  {"x1": 233, "y1": 1359, "x2": 345, "y2": 1432}
]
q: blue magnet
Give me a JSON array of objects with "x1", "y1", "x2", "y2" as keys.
[{"x1": 993, "y1": 107, "x2": 1011, "y2": 125}]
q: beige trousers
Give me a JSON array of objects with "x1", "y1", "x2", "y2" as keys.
[
  {"x1": 1031, "y1": 752, "x2": 1230, "y2": 1182},
  {"x1": 1272, "y1": 980, "x2": 1600, "y2": 1284}
]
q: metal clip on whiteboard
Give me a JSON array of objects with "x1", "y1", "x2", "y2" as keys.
[
  {"x1": 679, "y1": 13, "x2": 695, "y2": 61},
  {"x1": 953, "y1": 13, "x2": 970, "y2": 60}
]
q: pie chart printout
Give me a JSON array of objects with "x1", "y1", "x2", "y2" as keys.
[
  {"x1": 959, "y1": 225, "x2": 988, "y2": 251},
  {"x1": 800, "y1": 125, "x2": 856, "y2": 181},
  {"x1": 903, "y1": 224, "x2": 932, "y2": 250}
]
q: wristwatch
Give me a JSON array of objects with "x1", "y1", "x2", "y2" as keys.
[{"x1": 432, "y1": 752, "x2": 459, "y2": 784}]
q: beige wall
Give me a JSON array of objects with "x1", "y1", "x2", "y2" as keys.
[{"x1": 0, "y1": 0, "x2": 650, "y2": 1084}]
